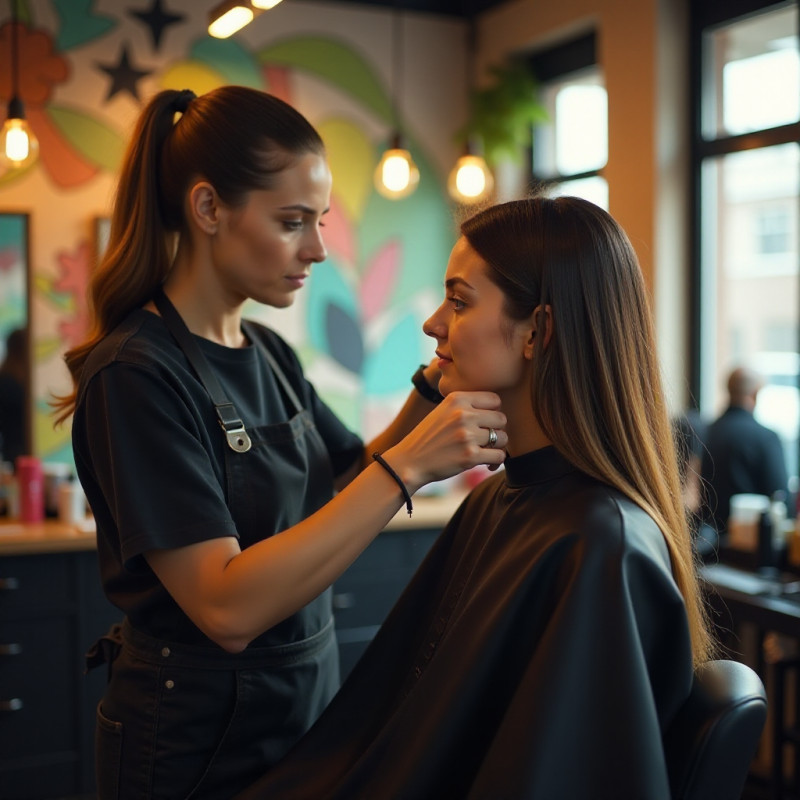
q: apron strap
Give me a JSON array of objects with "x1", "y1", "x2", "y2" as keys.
[
  {"x1": 241, "y1": 320, "x2": 304, "y2": 416},
  {"x1": 153, "y1": 288, "x2": 252, "y2": 453}
]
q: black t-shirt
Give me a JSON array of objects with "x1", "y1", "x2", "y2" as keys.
[{"x1": 73, "y1": 308, "x2": 362, "y2": 643}]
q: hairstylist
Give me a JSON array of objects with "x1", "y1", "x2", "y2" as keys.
[{"x1": 53, "y1": 86, "x2": 506, "y2": 800}]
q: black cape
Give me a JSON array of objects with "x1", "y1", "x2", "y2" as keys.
[{"x1": 237, "y1": 446, "x2": 694, "y2": 799}]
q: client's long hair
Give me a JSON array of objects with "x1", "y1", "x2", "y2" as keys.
[{"x1": 462, "y1": 196, "x2": 714, "y2": 668}]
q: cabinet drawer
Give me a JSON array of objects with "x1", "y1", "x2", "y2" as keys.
[
  {"x1": 0, "y1": 555, "x2": 73, "y2": 618},
  {"x1": 0, "y1": 617, "x2": 76, "y2": 758},
  {"x1": 338, "y1": 640, "x2": 370, "y2": 679},
  {"x1": 333, "y1": 569, "x2": 411, "y2": 630},
  {"x1": 0, "y1": 757, "x2": 79, "y2": 799}
]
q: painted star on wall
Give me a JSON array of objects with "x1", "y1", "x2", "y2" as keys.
[
  {"x1": 129, "y1": 0, "x2": 185, "y2": 50},
  {"x1": 96, "y1": 44, "x2": 152, "y2": 101}
]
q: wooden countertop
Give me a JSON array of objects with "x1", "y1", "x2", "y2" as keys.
[
  {"x1": 0, "y1": 492, "x2": 466, "y2": 557},
  {"x1": 0, "y1": 518, "x2": 97, "y2": 555}
]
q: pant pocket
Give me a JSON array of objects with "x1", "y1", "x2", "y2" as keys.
[{"x1": 96, "y1": 701, "x2": 123, "y2": 800}]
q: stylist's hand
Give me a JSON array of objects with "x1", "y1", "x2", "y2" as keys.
[{"x1": 382, "y1": 391, "x2": 507, "y2": 493}]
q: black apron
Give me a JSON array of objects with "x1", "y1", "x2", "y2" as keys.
[{"x1": 87, "y1": 291, "x2": 340, "y2": 800}]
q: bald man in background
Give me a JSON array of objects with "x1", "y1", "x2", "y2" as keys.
[{"x1": 700, "y1": 366, "x2": 790, "y2": 538}]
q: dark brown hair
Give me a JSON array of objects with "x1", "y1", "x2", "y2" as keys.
[
  {"x1": 54, "y1": 86, "x2": 325, "y2": 422},
  {"x1": 462, "y1": 196, "x2": 714, "y2": 668}
]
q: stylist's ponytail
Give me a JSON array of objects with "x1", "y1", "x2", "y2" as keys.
[{"x1": 53, "y1": 89, "x2": 190, "y2": 423}]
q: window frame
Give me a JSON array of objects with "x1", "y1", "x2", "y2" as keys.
[
  {"x1": 526, "y1": 32, "x2": 606, "y2": 189},
  {"x1": 689, "y1": 0, "x2": 800, "y2": 404}
]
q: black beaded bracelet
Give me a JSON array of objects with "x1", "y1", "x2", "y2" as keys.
[
  {"x1": 372, "y1": 452, "x2": 413, "y2": 517},
  {"x1": 411, "y1": 364, "x2": 443, "y2": 404}
]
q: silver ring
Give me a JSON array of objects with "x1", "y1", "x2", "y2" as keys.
[{"x1": 487, "y1": 428, "x2": 498, "y2": 448}]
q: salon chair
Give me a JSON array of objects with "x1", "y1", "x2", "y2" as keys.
[{"x1": 664, "y1": 659, "x2": 767, "y2": 800}]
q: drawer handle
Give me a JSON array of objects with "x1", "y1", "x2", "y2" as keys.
[
  {"x1": 0, "y1": 577, "x2": 20, "y2": 591},
  {"x1": 0, "y1": 698, "x2": 23, "y2": 712},
  {"x1": 0, "y1": 643, "x2": 22, "y2": 656}
]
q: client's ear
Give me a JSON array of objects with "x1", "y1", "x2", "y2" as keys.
[{"x1": 523, "y1": 304, "x2": 553, "y2": 360}]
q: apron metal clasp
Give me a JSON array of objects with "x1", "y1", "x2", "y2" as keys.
[{"x1": 223, "y1": 423, "x2": 252, "y2": 453}]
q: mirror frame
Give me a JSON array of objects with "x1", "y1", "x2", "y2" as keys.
[{"x1": 0, "y1": 211, "x2": 32, "y2": 461}]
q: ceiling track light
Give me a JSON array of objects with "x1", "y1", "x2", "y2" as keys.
[
  {"x1": 208, "y1": 0, "x2": 284, "y2": 39},
  {"x1": 1, "y1": 0, "x2": 39, "y2": 170}
]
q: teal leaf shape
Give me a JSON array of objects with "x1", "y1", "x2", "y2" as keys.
[
  {"x1": 363, "y1": 312, "x2": 424, "y2": 395},
  {"x1": 307, "y1": 258, "x2": 358, "y2": 357},
  {"x1": 325, "y1": 303, "x2": 363, "y2": 374},
  {"x1": 189, "y1": 38, "x2": 263, "y2": 88},
  {"x1": 53, "y1": 0, "x2": 116, "y2": 50},
  {"x1": 257, "y1": 37, "x2": 392, "y2": 124}
]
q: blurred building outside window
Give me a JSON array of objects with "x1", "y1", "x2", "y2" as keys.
[{"x1": 697, "y1": 2, "x2": 800, "y2": 487}]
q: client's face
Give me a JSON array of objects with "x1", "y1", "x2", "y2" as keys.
[{"x1": 424, "y1": 237, "x2": 532, "y2": 398}]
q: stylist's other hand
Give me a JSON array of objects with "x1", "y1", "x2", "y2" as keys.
[{"x1": 384, "y1": 391, "x2": 507, "y2": 492}]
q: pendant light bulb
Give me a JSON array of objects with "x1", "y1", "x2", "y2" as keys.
[
  {"x1": 0, "y1": 99, "x2": 39, "y2": 169},
  {"x1": 447, "y1": 151, "x2": 493, "y2": 204},
  {"x1": 374, "y1": 134, "x2": 419, "y2": 200}
]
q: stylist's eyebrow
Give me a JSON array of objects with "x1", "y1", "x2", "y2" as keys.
[
  {"x1": 280, "y1": 204, "x2": 330, "y2": 215},
  {"x1": 445, "y1": 277, "x2": 476, "y2": 291}
]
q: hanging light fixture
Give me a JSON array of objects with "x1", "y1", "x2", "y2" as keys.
[
  {"x1": 448, "y1": 140, "x2": 494, "y2": 204},
  {"x1": 448, "y1": 20, "x2": 493, "y2": 205},
  {"x1": 1, "y1": 0, "x2": 39, "y2": 169},
  {"x1": 374, "y1": 7, "x2": 418, "y2": 200},
  {"x1": 208, "y1": 0, "x2": 283, "y2": 40},
  {"x1": 208, "y1": 0, "x2": 254, "y2": 38}
]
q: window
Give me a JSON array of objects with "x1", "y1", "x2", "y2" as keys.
[
  {"x1": 692, "y1": 0, "x2": 800, "y2": 483},
  {"x1": 528, "y1": 33, "x2": 608, "y2": 209},
  {"x1": 757, "y1": 206, "x2": 792, "y2": 256}
]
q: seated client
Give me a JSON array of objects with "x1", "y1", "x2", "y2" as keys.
[{"x1": 237, "y1": 196, "x2": 714, "y2": 800}]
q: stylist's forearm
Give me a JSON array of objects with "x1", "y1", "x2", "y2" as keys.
[{"x1": 217, "y1": 459, "x2": 418, "y2": 647}]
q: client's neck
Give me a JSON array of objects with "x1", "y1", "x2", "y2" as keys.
[{"x1": 501, "y1": 392, "x2": 551, "y2": 458}]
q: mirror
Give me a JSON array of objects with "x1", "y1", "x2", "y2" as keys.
[{"x1": 0, "y1": 212, "x2": 31, "y2": 465}]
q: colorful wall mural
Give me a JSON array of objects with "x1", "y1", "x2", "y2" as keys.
[{"x1": 0, "y1": 0, "x2": 467, "y2": 464}]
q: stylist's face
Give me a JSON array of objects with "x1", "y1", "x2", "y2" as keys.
[
  {"x1": 214, "y1": 152, "x2": 331, "y2": 308},
  {"x1": 424, "y1": 237, "x2": 532, "y2": 397}
]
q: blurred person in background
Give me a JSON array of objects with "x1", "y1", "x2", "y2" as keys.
[{"x1": 700, "y1": 366, "x2": 790, "y2": 539}]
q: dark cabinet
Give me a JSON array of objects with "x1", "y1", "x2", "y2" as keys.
[
  {"x1": 0, "y1": 525, "x2": 441, "y2": 798},
  {"x1": 332, "y1": 527, "x2": 438, "y2": 678},
  {"x1": 0, "y1": 550, "x2": 121, "y2": 799}
]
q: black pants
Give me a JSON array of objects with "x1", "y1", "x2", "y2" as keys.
[{"x1": 92, "y1": 618, "x2": 339, "y2": 800}]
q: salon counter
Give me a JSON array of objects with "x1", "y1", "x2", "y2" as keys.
[
  {"x1": 0, "y1": 490, "x2": 466, "y2": 556},
  {"x1": 0, "y1": 518, "x2": 98, "y2": 556}
]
